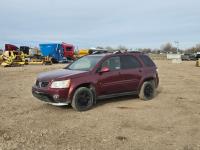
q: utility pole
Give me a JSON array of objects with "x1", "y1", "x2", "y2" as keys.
[{"x1": 174, "y1": 41, "x2": 179, "y2": 53}]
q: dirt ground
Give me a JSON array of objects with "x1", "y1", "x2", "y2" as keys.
[{"x1": 0, "y1": 60, "x2": 200, "y2": 150}]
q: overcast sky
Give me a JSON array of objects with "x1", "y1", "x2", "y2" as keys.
[{"x1": 0, "y1": 0, "x2": 200, "y2": 49}]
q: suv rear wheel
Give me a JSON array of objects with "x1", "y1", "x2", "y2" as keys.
[
  {"x1": 72, "y1": 87, "x2": 94, "y2": 111},
  {"x1": 139, "y1": 80, "x2": 155, "y2": 100}
]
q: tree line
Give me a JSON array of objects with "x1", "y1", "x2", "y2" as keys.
[{"x1": 96, "y1": 42, "x2": 200, "y2": 54}]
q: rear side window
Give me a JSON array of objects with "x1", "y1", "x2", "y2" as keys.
[
  {"x1": 140, "y1": 55, "x2": 155, "y2": 67},
  {"x1": 121, "y1": 55, "x2": 141, "y2": 69}
]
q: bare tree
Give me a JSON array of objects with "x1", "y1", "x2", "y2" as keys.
[
  {"x1": 105, "y1": 46, "x2": 114, "y2": 51},
  {"x1": 96, "y1": 46, "x2": 104, "y2": 49},
  {"x1": 196, "y1": 44, "x2": 200, "y2": 52},
  {"x1": 117, "y1": 45, "x2": 128, "y2": 51},
  {"x1": 138, "y1": 48, "x2": 151, "y2": 53},
  {"x1": 184, "y1": 43, "x2": 200, "y2": 53},
  {"x1": 160, "y1": 43, "x2": 177, "y2": 53}
]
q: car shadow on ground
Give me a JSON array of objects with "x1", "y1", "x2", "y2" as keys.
[
  {"x1": 155, "y1": 86, "x2": 162, "y2": 97},
  {"x1": 94, "y1": 95, "x2": 139, "y2": 108},
  {"x1": 94, "y1": 87, "x2": 162, "y2": 109},
  {"x1": 45, "y1": 95, "x2": 139, "y2": 111}
]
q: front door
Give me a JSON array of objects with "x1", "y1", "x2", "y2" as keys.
[{"x1": 97, "y1": 56, "x2": 123, "y2": 95}]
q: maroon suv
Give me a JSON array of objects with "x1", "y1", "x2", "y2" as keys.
[{"x1": 32, "y1": 52, "x2": 159, "y2": 111}]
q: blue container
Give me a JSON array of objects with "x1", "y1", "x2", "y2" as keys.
[{"x1": 39, "y1": 43, "x2": 63, "y2": 62}]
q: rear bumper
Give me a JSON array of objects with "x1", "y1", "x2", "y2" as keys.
[{"x1": 32, "y1": 86, "x2": 70, "y2": 104}]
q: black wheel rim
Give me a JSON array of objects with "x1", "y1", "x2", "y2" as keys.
[
  {"x1": 77, "y1": 91, "x2": 92, "y2": 107},
  {"x1": 144, "y1": 84, "x2": 153, "y2": 98}
]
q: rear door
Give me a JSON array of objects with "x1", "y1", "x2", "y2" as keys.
[{"x1": 119, "y1": 55, "x2": 143, "y2": 92}]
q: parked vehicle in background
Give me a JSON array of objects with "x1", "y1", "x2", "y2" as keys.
[
  {"x1": 181, "y1": 53, "x2": 196, "y2": 61},
  {"x1": 32, "y1": 51, "x2": 159, "y2": 111},
  {"x1": 0, "y1": 44, "x2": 27, "y2": 67},
  {"x1": 0, "y1": 44, "x2": 54, "y2": 66},
  {"x1": 20, "y1": 46, "x2": 30, "y2": 55},
  {"x1": 189, "y1": 54, "x2": 197, "y2": 60},
  {"x1": 5, "y1": 44, "x2": 19, "y2": 51},
  {"x1": 39, "y1": 43, "x2": 75, "y2": 63},
  {"x1": 196, "y1": 52, "x2": 200, "y2": 60},
  {"x1": 75, "y1": 48, "x2": 108, "y2": 58}
]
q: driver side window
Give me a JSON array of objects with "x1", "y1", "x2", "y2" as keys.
[{"x1": 101, "y1": 56, "x2": 120, "y2": 71}]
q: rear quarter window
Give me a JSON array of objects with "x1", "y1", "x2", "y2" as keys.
[
  {"x1": 139, "y1": 55, "x2": 155, "y2": 67},
  {"x1": 121, "y1": 55, "x2": 142, "y2": 69}
]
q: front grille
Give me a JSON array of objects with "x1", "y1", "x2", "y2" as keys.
[{"x1": 36, "y1": 80, "x2": 49, "y2": 88}]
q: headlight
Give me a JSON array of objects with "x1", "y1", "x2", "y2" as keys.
[{"x1": 50, "y1": 79, "x2": 70, "y2": 88}]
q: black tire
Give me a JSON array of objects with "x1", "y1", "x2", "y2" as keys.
[
  {"x1": 72, "y1": 87, "x2": 94, "y2": 111},
  {"x1": 139, "y1": 80, "x2": 156, "y2": 100}
]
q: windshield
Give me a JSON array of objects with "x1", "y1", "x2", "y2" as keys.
[{"x1": 66, "y1": 55, "x2": 103, "y2": 71}]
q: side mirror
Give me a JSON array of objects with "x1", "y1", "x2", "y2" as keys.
[{"x1": 99, "y1": 67, "x2": 110, "y2": 73}]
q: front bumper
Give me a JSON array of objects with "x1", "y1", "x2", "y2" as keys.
[{"x1": 32, "y1": 86, "x2": 70, "y2": 104}]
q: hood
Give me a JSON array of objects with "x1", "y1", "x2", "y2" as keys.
[{"x1": 37, "y1": 69, "x2": 88, "y2": 81}]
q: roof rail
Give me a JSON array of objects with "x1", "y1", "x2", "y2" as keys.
[
  {"x1": 113, "y1": 50, "x2": 141, "y2": 54},
  {"x1": 88, "y1": 49, "x2": 142, "y2": 55},
  {"x1": 89, "y1": 49, "x2": 108, "y2": 55},
  {"x1": 113, "y1": 50, "x2": 122, "y2": 54},
  {"x1": 127, "y1": 51, "x2": 141, "y2": 53}
]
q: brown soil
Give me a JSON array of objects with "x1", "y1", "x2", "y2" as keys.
[{"x1": 0, "y1": 60, "x2": 200, "y2": 150}]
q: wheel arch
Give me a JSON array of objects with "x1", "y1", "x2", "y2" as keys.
[
  {"x1": 69, "y1": 82, "x2": 96, "y2": 102},
  {"x1": 138, "y1": 77, "x2": 156, "y2": 92}
]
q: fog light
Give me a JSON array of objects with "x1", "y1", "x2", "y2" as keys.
[{"x1": 53, "y1": 94, "x2": 59, "y2": 100}]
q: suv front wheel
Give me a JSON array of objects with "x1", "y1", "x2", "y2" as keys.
[
  {"x1": 72, "y1": 87, "x2": 94, "y2": 111},
  {"x1": 139, "y1": 80, "x2": 156, "y2": 100}
]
